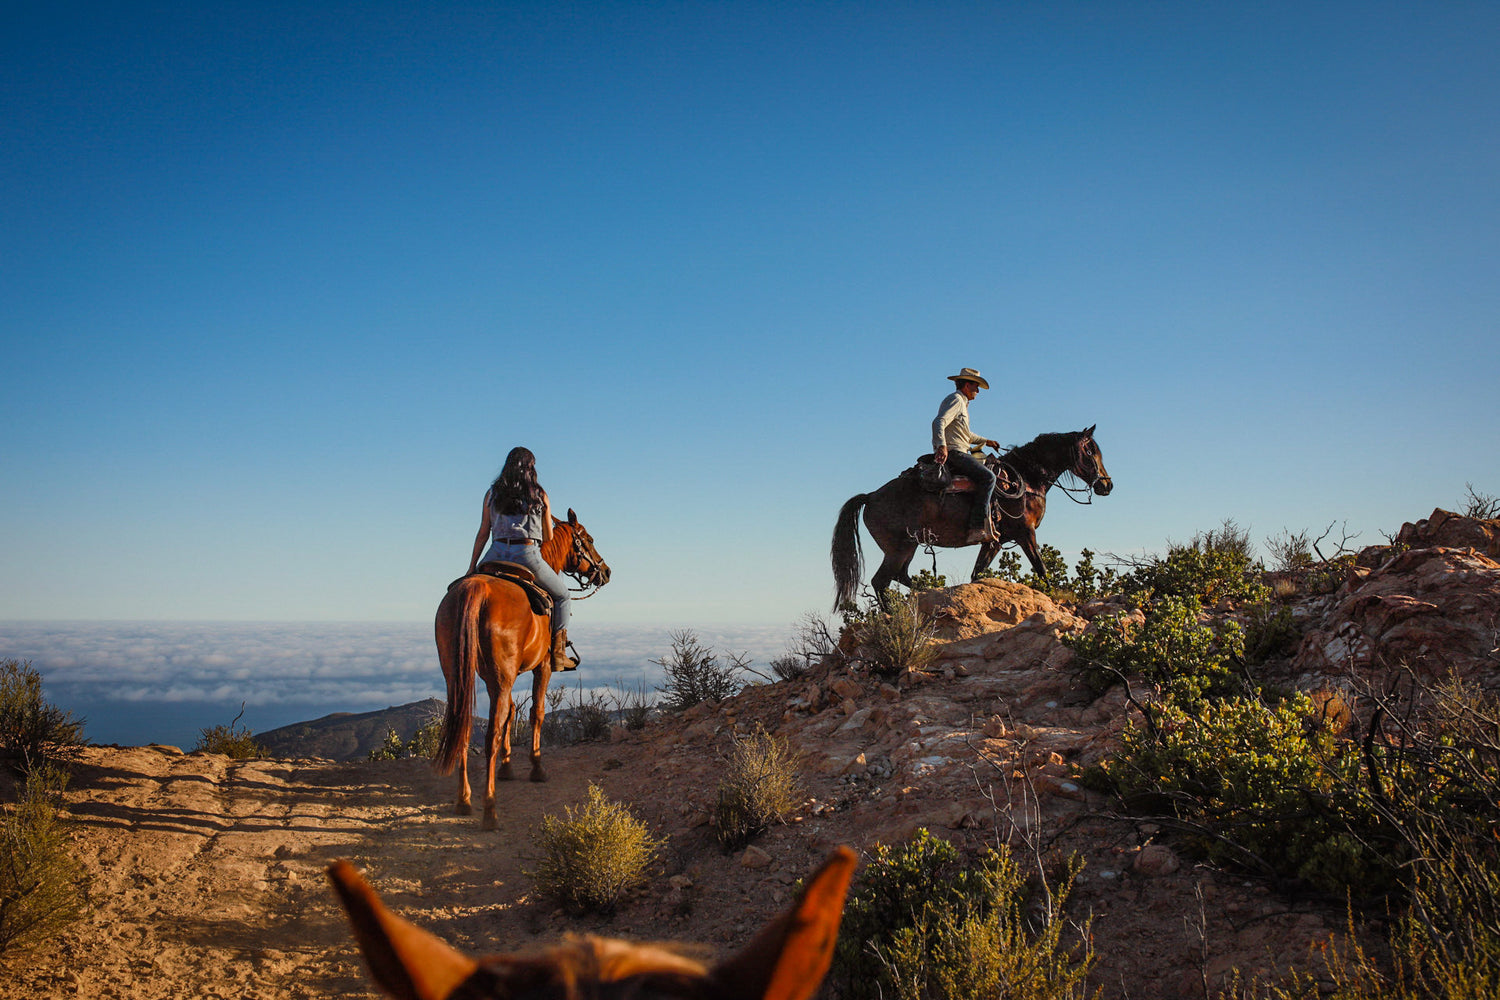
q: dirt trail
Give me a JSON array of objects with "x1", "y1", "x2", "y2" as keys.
[{"x1": 14, "y1": 743, "x2": 607, "y2": 1000}]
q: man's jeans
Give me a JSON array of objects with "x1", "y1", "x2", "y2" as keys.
[{"x1": 944, "y1": 449, "x2": 996, "y2": 531}]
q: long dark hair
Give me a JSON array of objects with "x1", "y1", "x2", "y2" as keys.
[{"x1": 489, "y1": 447, "x2": 545, "y2": 515}]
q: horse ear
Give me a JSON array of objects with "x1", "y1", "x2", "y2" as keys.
[
  {"x1": 710, "y1": 847, "x2": 857, "y2": 1000},
  {"x1": 327, "y1": 861, "x2": 479, "y2": 1000},
  {"x1": 567, "y1": 508, "x2": 578, "y2": 524},
  {"x1": 1082, "y1": 424, "x2": 1096, "y2": 438}
]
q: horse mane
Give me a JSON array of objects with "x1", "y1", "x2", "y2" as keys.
[
  {"x1": 478, "y1": 937, "x2": 711, "y2": 1000},
  {"x1": 1000, "y1": 430, "x2": 1080, "y2": 485},
  {"x1": 539, "y1": 520, "x2": 573, "y2": 568}
]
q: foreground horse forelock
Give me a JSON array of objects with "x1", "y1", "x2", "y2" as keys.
[
  {"x1": 434, "y1": 510, "x2": 610, "y2": 830},
  {"x1": 832, "y1": 426, "x2": 1112, "y2": 607},
  {"x1": 327, "y1": 847, "x2": 857, "y2": 1000}
]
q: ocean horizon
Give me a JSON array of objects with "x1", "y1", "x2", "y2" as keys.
[{"x1": 0, "y1": 620, "x2": 799, "y2": 749}]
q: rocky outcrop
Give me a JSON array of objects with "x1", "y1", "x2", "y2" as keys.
[
  {"x1": 1293, "y1": 516, "x2": 1500, "y2": 685},
  {"x1": 1395, "y1": 507, "x2": 1500, "y2": 561}
]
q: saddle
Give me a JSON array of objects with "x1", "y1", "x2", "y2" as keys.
[
  {"x1": 904, "y1": 454, "x2": 1020, "y2": 498},
  {"x1": 450, "y1": 562, "x2": 554, "y2": 617}
]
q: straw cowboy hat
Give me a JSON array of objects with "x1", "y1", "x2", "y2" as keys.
[{"x1": 947, "y1": 367, "x2": 990, "y2": 390}]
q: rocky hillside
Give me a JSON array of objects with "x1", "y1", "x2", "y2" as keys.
[
  {"x1": 7, "y1": 508, "x2": 1497, "y2": 1000},
  {"x1": 255, "y1": 698, "x2": 445, "y2": 761}
]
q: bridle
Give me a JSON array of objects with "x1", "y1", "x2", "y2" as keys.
[
  {"x1": 1056, "y1": 438, "x2": 1106, "y2": 505},
  {"x1": 561, "y1": 525, "x2": 607, "y2": 600}
]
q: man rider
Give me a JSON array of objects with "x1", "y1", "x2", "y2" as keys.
[{"x1": 933, "y1": 368, "x2": 1001, "y2": 545}]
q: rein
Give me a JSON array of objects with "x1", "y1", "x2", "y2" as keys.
[
  {"x1": 1055, "y1": 472, "x2": 1097, "y2": 504},
  {"x1": 987, "y1": 436, "x2": 1101, "y2": 510}
]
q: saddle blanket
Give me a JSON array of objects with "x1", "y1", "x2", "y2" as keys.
[{"x1": 449, "y1": 562, "x2": 553, "y2": 617}]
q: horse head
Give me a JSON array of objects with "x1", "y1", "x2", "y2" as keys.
[
  {"x1": 1074, "y1": 425, "x2": 1113, "y2": 496},
  {"x1": 562, "y1": 508, "x2": 612, "y2": 587},
  {"x1": 328, "y1": 848, "x2": 856, "y2": 1000}
]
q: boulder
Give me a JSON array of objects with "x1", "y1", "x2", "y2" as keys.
[{"x1": 919, "y1": 579, "x2": 1065, "y2": 640}]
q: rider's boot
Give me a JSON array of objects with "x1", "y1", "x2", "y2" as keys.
[
  {"x1": 551, "y1": 628, "x2": 578, "y2": 672},
  {"x1": 964, "y1": 501, "x2": 998, "y2": 546}
]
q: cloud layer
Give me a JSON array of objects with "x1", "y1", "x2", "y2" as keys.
[{"x1": 1, "y1": 620, "x2": 800, "y2": 745}]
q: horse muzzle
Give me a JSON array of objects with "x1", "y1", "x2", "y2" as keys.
[{"x1": 1094, "y1": 476, "x2": 1114, "y2": 496}]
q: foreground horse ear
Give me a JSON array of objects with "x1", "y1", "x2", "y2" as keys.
[
  {"x1": 1082, "y1": 424, "x2": 1096, "y2": 438},
  {"x1": 327, "y1": 861, "x2": 478, "y2": 1000},
  {"x1": 568, "y1": 508, "x2": 578, "y2": 524},
  {"x1": 710, "y1": 847, "x2": 857, "y2": 1000}
]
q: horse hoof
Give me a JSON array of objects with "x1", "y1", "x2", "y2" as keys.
[
  {"x1": 481, "y1": 812, "x2": 498, "y2": 831},
  {"x1": 455, "y1": 802, "x2": 472, "y2": 816},
  {"x1": 498, "y1": 763, "x2": 515, "y2": 782},
  {"x1": 529, "y1": 767, "x2": 548, "y2": 783}
]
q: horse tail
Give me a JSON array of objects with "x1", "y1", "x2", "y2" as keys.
[
  {"x1": 435, "y1": 580, "x2": 484, "y2": 775},
  {"x1": 831, "y1": 493, "x2": 869, "y2": 610}
]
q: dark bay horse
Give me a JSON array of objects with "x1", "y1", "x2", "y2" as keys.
[
  {"x1": 433, "y1": 510, "x2": 610, "y2": 830},
  {"x1": 832, "y1": 426, "x2": 1112, "y2": 608}
]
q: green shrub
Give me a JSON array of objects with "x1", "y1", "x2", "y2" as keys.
[
  {"x1": 835, "y1": 830, "x2": 1095, "y2": 1000},
  {"x1": 978, "y1": 548, "x2": 1121, "y2": 603},
  {"x1": 407, "y1": 715, "x2": 442, "y2": 758},
  {"x1": 192, "y1": 705, "x2": 263, "y2": 759},
  {"x1": 1094, "y1": 693, "x2": 1372, "y2": 893},
  {"x1": 530, "y1": 784, "x2": 660, "y2": 914},
  {"x1": 366, "y1": 728, "x2": 406, "y2": 761},
  {"x1": 850, "y1": 591, "x2": 939, "y2": 679},
  {"x1": 1122, "y1": 522, "x2": 1268, "y2": 606},
  {"x1": 653, "y1": 630, "x2": 749, "y2": 711},
  {"x1": 1066, "y1": 549, "x2": 1121, "y2": 602},
  {"x1": 909, "y1": 569, "x2": 948, "y2": 591},
  {"x1": 1065, "y1": 595, "x2": 1246, "y2": 703},
  {"x1": 0, "y1": 764, "x2": 84, "y2": 958},
  {"x1": 714, "y1": 725, "x2": 802, "y2": 849},
  {"x1": 1243, "y1": 601, "x2": 1302, "y2": 663},
  {"x1": 366, "y1": 716, "x2": 442, "y2": 761},
  {"x1": 0, "y1": 660, "x2": 85, "y2": 772}
]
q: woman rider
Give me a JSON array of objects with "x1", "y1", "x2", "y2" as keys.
[{"x1": 467, "y1": 446, "x2": 575, "y2": 672}]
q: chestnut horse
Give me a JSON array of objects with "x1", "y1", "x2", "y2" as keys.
[
  {"x1": 327, "y1": 847, "x2": 855, "y2": 1000},
  {"x1": 433, "y1": 510, "x2": 610, "y2": 830},
  {"x1": 832, "y1": 426, "x2": 1113, "y2": 607}
]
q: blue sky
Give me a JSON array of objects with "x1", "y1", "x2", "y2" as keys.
[{"x1": 3, "y1": 1, "x2": 1497, "y2": 632}]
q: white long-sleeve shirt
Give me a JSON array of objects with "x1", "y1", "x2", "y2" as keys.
[{"x1": 932, "y1": 391, "x2": 987, "y2": 451}]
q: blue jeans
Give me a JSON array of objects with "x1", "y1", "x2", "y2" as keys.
[
  {"x1": 479, "y1": 540, "x2": 570, "y2": 631},
  {"x1": 945, "y1": 450, "x2": 996, "y2": 530}
]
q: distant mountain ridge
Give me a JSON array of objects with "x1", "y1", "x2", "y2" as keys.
[{"x1": 255, "y1": 698, "x2": 444, "y2": 761}]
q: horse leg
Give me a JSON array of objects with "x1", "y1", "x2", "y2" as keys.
[
  {"x1": 870, "y1": 542, "x2": 918, "y2": 607},
  {"x1": 1018, "y1": 526, "x2": 1048, "y2": 582},
  {"x1": 497, "y1": 693, "x2": 516, "y2": 782},
  {"x1": 454, "y1": 750, "x2": 472, "y2": 816},
  {"x1": 528, "y1": 662, "x2": 552, "y2": 783},
  {"x1": 971, "y1": 539, "x2": 1001, "y2": 581},
  {"x1": 481, "y1": 676, "x2": 507, "y2": 831}
]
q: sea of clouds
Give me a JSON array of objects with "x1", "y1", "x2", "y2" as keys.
[{"x1": 0, "y1": 620, "x2": 797, "y2": 749}]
